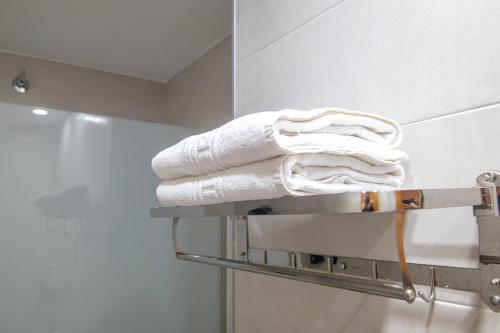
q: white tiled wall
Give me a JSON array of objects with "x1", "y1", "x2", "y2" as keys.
[
  {"x1": 233, "y1": 0, "x2": 500, "y2": 332},
  {"x1": 236, "y1": 0, "x2": 500, "y2": 123},
  {"x1": 236, "y1": 0, "x2": 343, "y2": 61}
]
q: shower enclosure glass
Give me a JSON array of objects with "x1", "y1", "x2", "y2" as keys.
[{"x1": 0, "y1": 102, "x2": 222, "y2": 333}]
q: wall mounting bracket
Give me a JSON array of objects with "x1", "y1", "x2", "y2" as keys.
[{"x1": 151, "y1": 171, "x2": 500, "y2": 312}]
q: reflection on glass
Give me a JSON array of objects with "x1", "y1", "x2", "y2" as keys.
[{"x1": 0, "y1": 102, "x2": 221, "y2": 333}]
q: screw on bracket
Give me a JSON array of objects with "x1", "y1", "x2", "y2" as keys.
[
  {"x1": 476, "y1": 171, "x2": 500, "y2": 186},
  {"x1": 405, "y1": 288, "x2": 416, "y2": 303},
  {"x1": 490, "y1": 295, "x2": 500, "y2": 307},
  {"x1": 484, "y1": 172, "x2": 497, "y2": 183}
]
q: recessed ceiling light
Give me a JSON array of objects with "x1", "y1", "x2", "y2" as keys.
[{"x1": 33, "y1": 109, "x2": 48, "y2": 116}]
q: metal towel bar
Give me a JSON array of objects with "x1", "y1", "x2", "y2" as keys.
[{"x1": 151, "y1": 171, "x2": 500, "y2": 312}]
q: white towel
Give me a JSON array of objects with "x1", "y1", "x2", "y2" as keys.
[
  {"x1": 152, "y1": 108, "x2": 406, "y2": 180},
  {"x1": 156, "y1": 153, "x2": 405, "y2": 207}
]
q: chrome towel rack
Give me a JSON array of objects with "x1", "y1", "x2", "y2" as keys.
[{"x1": 150, "y1": 171, "x2": 500, "y2": 312}]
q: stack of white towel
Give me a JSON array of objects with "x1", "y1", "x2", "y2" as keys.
[{"x1": 152, "y1": 108, "x2": 408, "y2": 207}]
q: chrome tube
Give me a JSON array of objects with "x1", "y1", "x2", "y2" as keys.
[
  {"x1": 176, "y1": 251, "x2": 407, "y2": 300},
  {"x1": 151, "y1": 186, "x2": 487, "y2": 218}
]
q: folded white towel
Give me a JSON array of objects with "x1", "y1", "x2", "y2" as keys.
[
  {"x1": 152, "y1": 108, "x2": 406, "y2": 180},
  {"x1": 156, "y1": 153, "x2": 405, "y2": 207}
]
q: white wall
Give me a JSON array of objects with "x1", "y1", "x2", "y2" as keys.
[
  {"x1": 0, "y1": 52, "x2": 167, "y2": 123},
  {"x1": 0, "y1": 37, "x2": 232, "y2": 130},
  {"x1": 233, "y1": 1, "x2": 500, "y2": 332},
  {"x1": 163, "y1": 36, "x2": 232, "y2": 130}
]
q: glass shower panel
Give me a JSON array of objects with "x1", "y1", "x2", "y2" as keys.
[{"x1": 0, "y1": 102, "x2": 221, "y2": 333}]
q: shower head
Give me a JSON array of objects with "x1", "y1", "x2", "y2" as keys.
[{"x1": 12, "y1": 70, "x2": 29, "y2": 93}]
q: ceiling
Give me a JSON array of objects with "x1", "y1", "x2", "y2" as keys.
[{"x1": 0, "y1": 0, "x2": 231, "y2": 83}]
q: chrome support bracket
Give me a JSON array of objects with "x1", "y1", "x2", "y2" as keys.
[
  {"x1": 247, "y1": 248, "x2": 478, "y2": 293},
  {"x1": 168, "y1": 217, "x2": 480, "y2": 305},
  {"x1": 475, "y1": 171, "x2": 500, "y2": 312},
  {"x1": 231, "y1": 216, "x2": 248, "y2": 261}
]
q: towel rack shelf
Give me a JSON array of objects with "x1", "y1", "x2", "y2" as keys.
[
  {"x1": 150, "y1": 171, "x2": 500, "y2": 312},
  {"x1": 150, "y1": 186, "x2": 486, "y2": 218}
]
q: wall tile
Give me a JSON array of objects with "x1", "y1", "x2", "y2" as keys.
[
  {"x1": 236, "y1": 0, "x2": 342, "y2": 62},
  {"x1": 236, "y1": 0, "x2": 500, "y2": 123},
  {"x1": 234, "y1": 1, "x2": 500, "y2": 331},
  {"x1": 163, "y1": 37, "x2": 232, "y2": 130},
  {"x1": 237, "y1": 101, "x2": 500, "y2": 332},
  {"x1": 401, "y1": 104, "x2": 500, "y2": 189},
  {"x1": 235, "y1": 272, "x2": 499, "y2": 333},
  {"x1": 247, "y1": 103, "x2": 500, "y2": 283}
]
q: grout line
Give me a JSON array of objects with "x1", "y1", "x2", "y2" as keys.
[
  {"x1": 402, "y1": 100, "x2": 500, "y2": 127},
  {"x1": 236, "y1": 0, "x2": 347, "y2": 65},
  {"x1": 0, "y1": 48, "x2": 166, "y2": 83},
  {"x1": 163, "y1": 32, "x2": 231, "y2": 84},
  {"x1": 232, "y1": 0, "x2": 238, "y2": 120}
]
